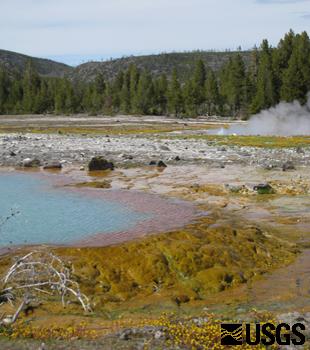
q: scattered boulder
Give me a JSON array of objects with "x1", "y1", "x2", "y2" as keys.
[
  {"x1": 149, "y1": 160, "x2": 157, "y2": 166},
  {"x1": 22, "y1": 158, "x2": 41, "y2": 168},
  {"x1": 157, "y1": 160, "x2": 167, "y2": 168},
  {"x1": 253, "y1": 183, "x2": 275, "y2": 194},
  {"x1": 43, "y1": 161, "x2": 62, "y2": 170},
  {"x1": 122, "y1": 154, "x2": 133, "y2": 160},
  {"x1": 175, "y1": 156, "x2": 181, "y2": 161},
  {"x1": 9, "y1": 151, "x2": 16, "y2": 157},
  {"x1": 296, "y1": 146, "x2": 305, "y2": 154},
  {"x1": 282, "y1": 161, "x2": 295, "y2": 171},
  {"x1": 88, "y1": 157, "x2": 114, "y2": 171},
  {"x1": 119, "y1": 329, "x2": 132, "y2": 341},
  {"x1": 263, "y1": 163, "x2": 277, "y2": 170},
  {"x1": 159, "y1": 145, "x2": 170, "y2": 151},
  {"x1": 225, "y1": 184, "x2": 245, "y2": 193}
]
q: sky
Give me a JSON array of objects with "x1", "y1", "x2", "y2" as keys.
[{"x1": 0, "y1": 0, "x2": 310, "y2": 66}]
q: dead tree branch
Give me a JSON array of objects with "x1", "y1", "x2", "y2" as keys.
[{"x1": 0, "y1": 250, "x2": 92, "y2": 325}]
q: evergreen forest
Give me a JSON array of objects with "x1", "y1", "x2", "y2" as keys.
[{"x1": 0, "y1": 30, "x2": 309, "y2": 118}]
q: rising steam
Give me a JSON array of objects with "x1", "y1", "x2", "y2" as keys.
[{"x1": 217, "y1": 93, "x2": 310, "y2": 136}]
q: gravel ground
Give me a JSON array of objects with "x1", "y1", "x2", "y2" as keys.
[{"x1": 0, "y1": 133, "x2": 309, "y2": 169}]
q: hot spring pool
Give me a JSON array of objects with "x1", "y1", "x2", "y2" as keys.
[{"x1": 0, "y1": 172, "x2": 151, "y2": 247}]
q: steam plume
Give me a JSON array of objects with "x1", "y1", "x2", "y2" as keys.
[{"x1": 218, "y1": 93, "x2": 310, "y2": 136}]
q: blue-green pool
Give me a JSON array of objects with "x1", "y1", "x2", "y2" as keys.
[{"x1": 0, "y1": 172, "x2": 151, "y2": 247}]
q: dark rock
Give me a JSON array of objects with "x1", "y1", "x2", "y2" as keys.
[
  {"x1": 263, "y1": 163, "x2": 277, "y2": 170},
  {"x1": 119, "y1": 329, "x2": 132, "y2": 341},
  {"x1": 253, "y1": 183, "x2": 275, "y2": 194},
  {"x1": 190, "y1": 183, "x2": 200, "y2": 192},
  {"x1": 149, "y1": 160, "x2": 157, "y2": 166},
  {"x1": 174, "y1": 295, "x2": 190, "y2": 306},
  {"x1": 22, "y1": 158, "x2": 41, "y2": 168},
  {"x1": 88, "y1": 157, "x2": 114, "y2": 171},
  {"x1": 43, "y1": 161, "x2": 62, "y2": 170},
  {"x1": 10, "y1": 151, "x2": 16, "y2": 156},
  {"x1": 157, "y1": 161, "x2": 167, "y2": 168},
  {"x1": 122, "y1": 154, "x2": 133, "y2": 160},
  {"x1": 175, "y1": 156, "x2": 181, "y2": 161},
  {"x1": 159, "y1": 145, "x2": 170, "y2": 151},
  {"x1": 282, "y1": 161, "x2": 295, "y2": 171},
  {"x1": 296, "y1": 146, "x2": 304, "y2": 154}
]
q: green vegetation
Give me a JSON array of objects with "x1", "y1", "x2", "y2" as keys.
[
  {"x1": 169, "y1": 135, "x2": 310, "y2": 148},
  {"x1": 0, "y1": 30, "x2": 310, "y2": 118}
]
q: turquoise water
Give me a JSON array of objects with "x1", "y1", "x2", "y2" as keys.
[{"x1": 0, "y1": 173, "x2": 150, "y2": 247}]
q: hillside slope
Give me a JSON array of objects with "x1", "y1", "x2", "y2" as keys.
[
  {"x1": 0, "y1": 49, "x2": 73, "y2": 77},
  {"x1": 72, "y1": 50, "x2": 253, "y2": 82},
  {"x1": 0, "y1": 49, "x2": 253, "y2": 82}
]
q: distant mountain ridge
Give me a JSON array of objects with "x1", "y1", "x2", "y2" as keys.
[
  {"x1": 0, "y1": 49, "x2": 73, "y2": 78},
  {"x1": 0, "y1": 49, "x2": 253, "y2": 82}
]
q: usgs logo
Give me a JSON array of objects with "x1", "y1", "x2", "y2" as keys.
[{"x1": 221, "y1": 323, "x2": 306, "y2": 346}]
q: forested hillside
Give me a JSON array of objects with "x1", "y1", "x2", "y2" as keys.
[
  {"x1": 71, "y1": 51, "x2": 252, "y2": 82},
  {"x1": 0, "y1": 49, "x2": 72, "y2": 78},
  {"x1": 0, "y1": 30, "x2": 309, "y2": 118}
]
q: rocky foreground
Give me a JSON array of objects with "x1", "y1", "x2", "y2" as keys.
[{"x1": 0, "y1": 132, "x2": 309, "y2": 170}]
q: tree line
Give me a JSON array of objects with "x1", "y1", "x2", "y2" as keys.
[{"x1": 0, "y1": 30, "x2": 309, "y2": 118}]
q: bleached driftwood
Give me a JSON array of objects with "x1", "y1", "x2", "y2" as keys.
[{"x1": 0, "y1": 250, "x2": 92, "y2": 324}]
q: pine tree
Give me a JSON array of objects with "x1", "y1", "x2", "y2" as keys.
[
  {"x1": 54, "y1": 79, "x2": 67, "y2": 114},
  {"x1": 129, "y1": 64, "x2": 139, "y2": 113},
  {"x1": 154, "y1": 74, "x2": 168, "y2": 115},
  {"x1": 281, "y1": 31, "x2": 310, "y2": 103},
  {"x1": 22, "y1": 60, "x2": 41, "y2": 113},
  {"x1": 103, "y1": 83, "x2": 114, "y2": 115},
  {"x1": 192, "y1": 60, "x2": 207, "y2": 114},
  {"x1": 183, "y1": 78, "x2": 198, "y2": 116},
  {"x1": 0, "y1": 68, "x2": 9, "y2": 113},
  {"x1": 94, "y1": 73, "x2": 106, "y2": 94},
  {"x1": 120, "y1": 69, "x2": 131, "y2": 113},
  {"x1": 251, "y1": 40, "x2": 275, "y2": 113},
  {"x1": 7, "y1": 78, "x2": 23, "y2": 113},
  {"x1": 132, "y1": 70, "x2": 154, "y2": 115},
  {"x1": 167, "y1": 69, "x2": 183, "y2": 117},
  {"x1": 34, "y1": 79, "x2": 51, "y2": 113},
  {"x1": 273, "y1": 29, "x2": 295, "y2": 101},
  {"x1": 112, "y1": 71, "x2": 124, "y2": 111},
  {"x1": 205, "y1": 70, "x2": 220, "y2": 116},
  {"x1": 220, "y1": 54, "x2": 246, "y2": 116}
]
